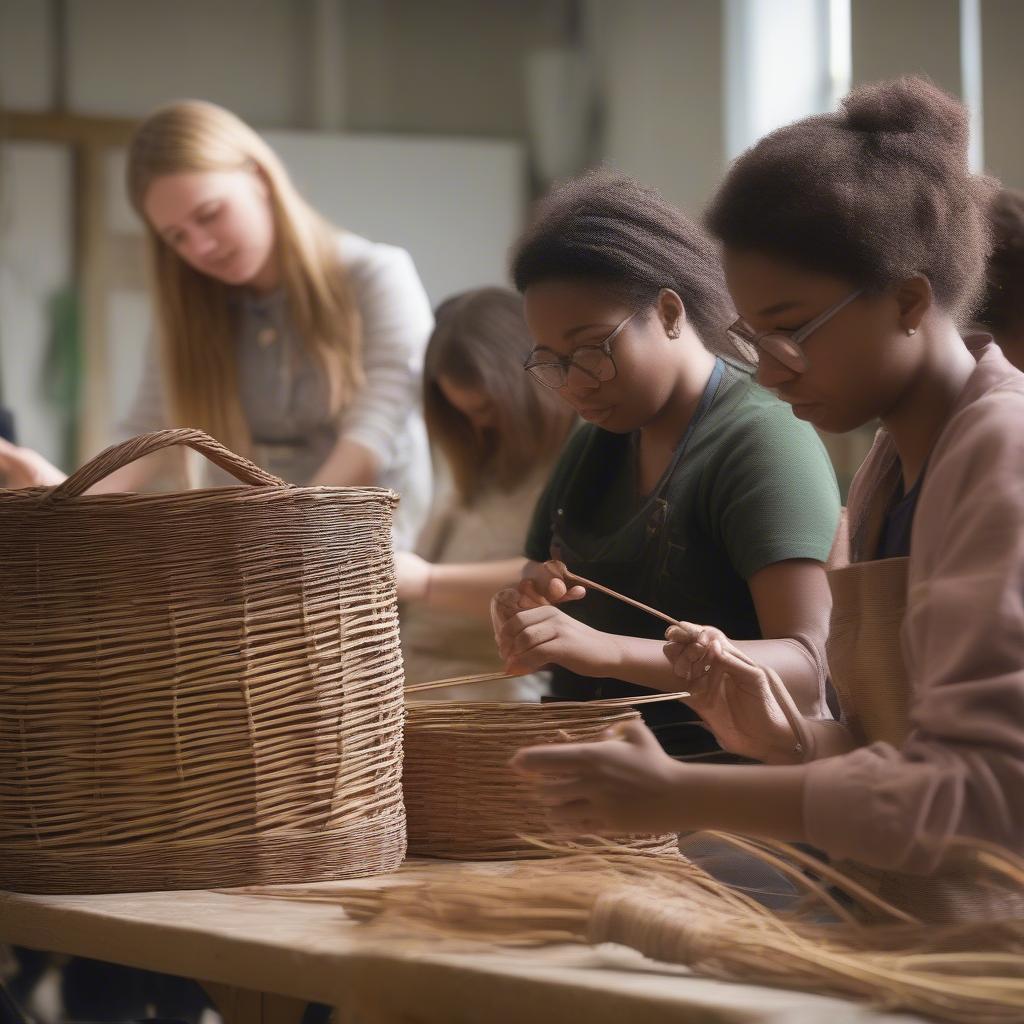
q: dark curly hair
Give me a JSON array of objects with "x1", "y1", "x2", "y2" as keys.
[
  {"x1": 976, "y1": 186, "x2": 1024, "y2": 337},
  {"x1": 511, "y1": 170, "x2": 746, "y2": 360},
  {"x1": 706, "y1": 76, "x2": 994, "y2": 324}
]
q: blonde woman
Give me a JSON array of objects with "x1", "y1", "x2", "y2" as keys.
[{"x1": 1, "y1": 100, "x2": 433, "y2": 548}]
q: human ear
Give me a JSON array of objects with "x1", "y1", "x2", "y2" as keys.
[
  {"x1": 894, "y1": 274, "x2": 932, "y2": 335},
  {"x1": 657, "y1": 287, "x2": 686, "y2": 339}
]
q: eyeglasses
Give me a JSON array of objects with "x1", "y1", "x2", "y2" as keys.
[
  {"x1": 728, "y1": 289, "x2": 862, "y2": 373},
  {"x1": 523, "y1": 311, "x2": 638, "y2": 389}
]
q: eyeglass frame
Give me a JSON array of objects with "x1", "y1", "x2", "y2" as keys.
[
  {"x1": 728, "y1": 288, "x2": 863, "y2": 373},
  {"x1": 523, "y1": 310, "x2": 639, "y2": 389}
]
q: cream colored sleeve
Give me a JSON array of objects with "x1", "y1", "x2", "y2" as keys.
[
  {"x1": 339, "y1": 242, "x2": 433, "y2": 471},
  {"x1": 117, "y1": 337, "x2": 168, "y2": 441}
]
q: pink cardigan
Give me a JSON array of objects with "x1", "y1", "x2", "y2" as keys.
[{"x1": 803, "y1": 340, "x2": 1024, "y2": 872}]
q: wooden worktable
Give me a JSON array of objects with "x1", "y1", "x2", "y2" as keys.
[{"x1": 1, "y1": 863, "x2": 935, "y2": 1024}]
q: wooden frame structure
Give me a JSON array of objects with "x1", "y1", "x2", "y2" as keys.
[{"x1": 2, "y1": 109, "x2": 144, "y2": 462}]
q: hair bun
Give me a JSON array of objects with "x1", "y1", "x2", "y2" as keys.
[{"x1": 842, "y1": 75, "x2": 969, "y2": 151}]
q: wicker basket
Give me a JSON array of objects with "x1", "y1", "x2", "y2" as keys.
[
  {"x1": 0, "y1": 429, "x2": 406, "y2": 894},
  {"x1": 403, "y1": 694, "x2": 680, "y2": 859}
]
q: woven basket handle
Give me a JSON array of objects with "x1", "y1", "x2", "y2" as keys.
[{"x1": 46, "y1": 428, "x2": 288, "y2": 500}]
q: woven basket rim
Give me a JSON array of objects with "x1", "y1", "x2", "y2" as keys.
[{"x1": 1, "y1": 483, "x2": 401, "y2": 503}]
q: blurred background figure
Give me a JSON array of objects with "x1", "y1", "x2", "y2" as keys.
[
  {"x1": 398, "y1": 287, "x2": 575, "y2": 699},
  {"x1": 975, "y1": 186, "x2": 1024, "y2": 371}
]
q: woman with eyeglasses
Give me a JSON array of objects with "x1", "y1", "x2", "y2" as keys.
[
  {"x1": 493, "y1": 170, "x2": 842, "y2": 760},
  {"x1": 511, "y1": 78, "x2": 1024, "y2": 920}
]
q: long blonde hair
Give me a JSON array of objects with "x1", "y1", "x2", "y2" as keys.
[{"x1": 127, "y1": 100, "x2": 362, "y2": 454}]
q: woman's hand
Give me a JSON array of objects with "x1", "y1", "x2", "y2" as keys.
[
  {"x1": 0, "y1": 439, "x2": 66, "y2": 488},
  {"x1": 511, "y1": 719, "x2": 685, "y2": 835},
  {"x1": 518, "y1": 559, "x2": 586, "y2": 607},
  {"x1": 493, "y1": 593, "x2": 621, "y2": 677},
  {"x1": 664, "y1": 621, "x2": 731, "y2": 682},
  {"x1": 664, "y1": 623, "x2": 802, "y2": 763},
  {"x1": 395, "y1": 550, "x2": 432, "y2": 602}
]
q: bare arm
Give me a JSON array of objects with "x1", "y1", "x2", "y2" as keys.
[
  {"x1": 308, "y1": 436, "x2": 380, "y2": 488},
  {"x1": 627, "y1": 559, "x2": 830, "y2": 715},
  {"x1": 397, "y1": 553, "x2": 526, "y2": 622},
  {"x1": 512, "y1": 719, "x2": 809, "y2": 842},
  {"x1": 88, "y1": 455, "x2": 168, "y2": 494},
  {"x1": 733, "y1": 559, "x2": 831, "y2": 715},
  {"x1": 0, "y1": 436, "x2": 193, "y2": 496},
  {"x1": 501, "y1": 559, "x2": 831, "y2": 715}
]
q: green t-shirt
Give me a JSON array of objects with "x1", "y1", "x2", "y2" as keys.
[{"x1": 525, "y1": 361, "x2": 840, "y2": 746}]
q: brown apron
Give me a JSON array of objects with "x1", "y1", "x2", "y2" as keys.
[{"x1": 827, "y1": 554, "x2": 1020, "y2": 922}]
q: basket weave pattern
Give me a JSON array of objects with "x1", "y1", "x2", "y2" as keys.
[
  {"x1": 403, "y1": 699, "x2": 679, "y2": 859},
  {"x1": 0, "y1": 430, "x2": 406, "y2": 893}
]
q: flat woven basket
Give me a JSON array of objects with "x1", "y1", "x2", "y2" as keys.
[
  {"x1": 0, "y1": 429, "x2": 406, "y2": 894},
  {"x1": 403, "y1": 693, "x2": 680, "y2": 859}
]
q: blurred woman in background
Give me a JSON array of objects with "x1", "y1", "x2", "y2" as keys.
[{"x1": 398, "y1": 287, "x2": 575, "y2": 699}]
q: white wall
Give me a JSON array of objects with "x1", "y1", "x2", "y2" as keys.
[
  {"x1": 852, "y1": 0, "x2": 962, "y2": 94},
  {"x1": 1, "y1": 0, "x2": 566, "y2": 134},
  {"x1": 1, "y1": 0, "x2": 307, "y2": 124},
  {"x1": 981, "y1": 0, "x2": 1024, "y2": 191},
  {"x1": 725, "y1": 0, "x2": 833, "y2": 159},
  {"x1": 342, "y1": 0, "x2": 564, "y2": 137},
  {"x1": 67, "y1": 0, "x2": 308, "y2": 125},
  {"x1": 0, "y1": 0, "x2": 55, "y2": 109},
  {"x1": 596, "y1": 0, "x2": 726, "y2": 217}
]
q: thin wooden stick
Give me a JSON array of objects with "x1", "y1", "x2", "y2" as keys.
[
  {"x1": 566, "y1": 572, "x2": 677, "y2": 627},
  {"x1": 405, "y1": 672, "x2": 690, "y2": 702},
  {"x1": 404, "y1": 671, "x2": 518, "y2": 694},
  {"x1": 582, "y1": 690, "x2": 691, "y2": 708},
  {"x1": 565, "y1": 570, "x2": 810, "y2": 754}
]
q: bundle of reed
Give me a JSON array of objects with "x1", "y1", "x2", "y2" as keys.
[
  {"x1": 0, "y1": 429, "x2": 406, "y2": 894},
  {"x1": 402, "y1": 678, "x2": 683, "y2": 860},
  {"x1": 329, "y1": 837, "x2": 1024, "y2": 1024}
]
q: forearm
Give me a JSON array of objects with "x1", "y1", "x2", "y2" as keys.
[
  {"x1": 587, "y1": 626, "x2": 823, "y2": 719},
  {"x1": 422, "y1": 558, "x2": 527, "y2": 621},
  {"x1": 89, "y1": 454, "x2": 164, "y2": 494},
  {"x1": 602, "y1": 635, "x2": 689, "y2": 691},
  {"x1": 733, "y1": 637, "x2": 825, "y2": 716},
  {"x1": 310, "y1": 437, "x2": 380, "y2": 487},
  {"x1": 801, "y1": 716, "x2": 859, "y2": 759},
  {"x1": 604, "y1": 635, "x2": 853, "y2": 765},
  {"x1": 666, "y1": 760, "x2": 808, "y2": 842},
  {"x1": 603, "y1": 635, "x2": 823, "y2": 712}
]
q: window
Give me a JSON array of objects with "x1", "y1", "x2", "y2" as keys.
[{"x1": 725, "y1": 0, "x2": 851, "y2": 160}]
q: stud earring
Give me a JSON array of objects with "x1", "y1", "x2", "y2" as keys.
[{"x1": 907, "y1": 328, "x2": 917, "y2": 336}]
